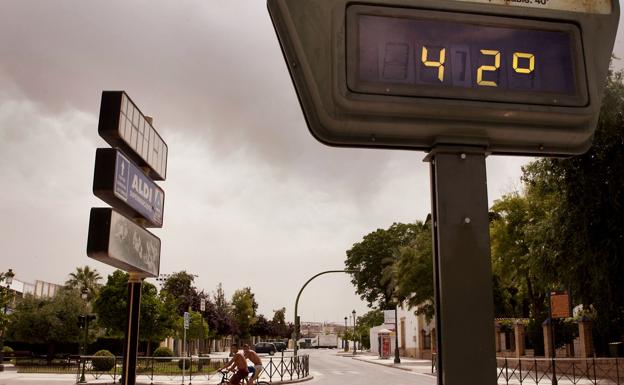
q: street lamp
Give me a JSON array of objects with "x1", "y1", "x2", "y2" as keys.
[
  {"x1": 343, "y1": 317, "x2": 348, "y2": 351},
  {"x1": 0, "y1": 269, "x2": 14, "y2": 372},
  {"x1": 394, "y1": 304, "x2": 401, "y2": 364},
  {"x1": 352, "y1": 310, "x2": 356, "y2": 355},
  {"x1": 78, "y1": 288, "x2": 89, "y2": 383}
]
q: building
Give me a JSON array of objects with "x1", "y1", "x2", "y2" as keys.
[{"x1": 370, "y1": 304, "x2": 435, "y2": 359}]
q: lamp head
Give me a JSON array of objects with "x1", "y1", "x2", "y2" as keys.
[{"x1": 5, "y1": 269, "x2": 14, "y2": 286}]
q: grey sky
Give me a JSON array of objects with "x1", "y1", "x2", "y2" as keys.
[{"x1": 1, "y1": 1, "x2": 622, "y2": 324}]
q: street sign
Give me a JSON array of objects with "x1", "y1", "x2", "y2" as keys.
[
  {"x1": 93, "y1": 148, "x2": 165, "y2": 228},
  {"x1": 87, "y1": 208, "x2": 161, "y2": 278},
  {"x1": 550, "y1": 291, "x2": 572, "y2": 319},
  {"x1": 200, "y1": 298, "x2": 206, "y2": 312},
  {"x1": 268, "y1": 0, "x2": 619, "y2": 155},
  {"x1": 184, "y1": 312, "x2": 190, "y2": 330},
  {"x1": 383, "y1": 310, "x2": 396, "y2": 325},
  {"x1": 98, "y1": 91, "x2": 168, "y2": 180}
]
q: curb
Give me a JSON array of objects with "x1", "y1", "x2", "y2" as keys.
[
  {"x1": 349, "y1": 356, "x2": 436, "y2": 377},
  {"x1": 351, "y1": 356, "x2": 413, "y2": 372},
  {"x1": 274, "y1": 375, "x2": 314, "y2": 384}
]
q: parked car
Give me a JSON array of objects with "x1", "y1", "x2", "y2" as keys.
[
  {"x1": 272, "y1": 341, "x2": 287, "y2": 352},
  {"x1": 254, "y1": 342, "x2": 277, "y2": 355}
]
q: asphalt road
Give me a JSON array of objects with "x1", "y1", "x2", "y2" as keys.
[{"x1": 302, "y1": 349, "x2": 436, "y2": 385}]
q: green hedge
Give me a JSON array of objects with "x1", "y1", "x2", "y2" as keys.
[
  {"x1": 153, "y1": 346, "x2": 174, "y2": 362},
  {"x1": 92, "y1": 350, "x2": 115, "y2": 371}
]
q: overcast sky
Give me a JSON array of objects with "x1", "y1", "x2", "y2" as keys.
[{"x1": 1, "y1": 1, "x2": 623, "y2": 325}]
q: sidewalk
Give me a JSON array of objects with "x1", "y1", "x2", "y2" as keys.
[{"x1": 337, "y1": 351, "x2": 436, "y2": 376}]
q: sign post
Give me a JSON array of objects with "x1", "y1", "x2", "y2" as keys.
[
  {"x1": 268, "y1": 1, "x2": 618, "y2": 384},
  {"x1": 548, "y1": 290, "x2": 572, "y2": 385},
  {"x1": 87, "y1": 91, "x2": 168, "y2": 385},
  {"x1": 183, "y1": 311, "x2": 189, "y2": 383},
  {"x1": 200, "y1": 299, "x2": 206, "y2": 353}
]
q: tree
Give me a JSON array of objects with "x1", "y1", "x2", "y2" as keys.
[
  {"x1": 518, "y1": 69, "x2": 624, "y2": 353},
  {"x1": 174, "y1": 311, "x2": 209, "y2": 349},
  {"x1": 345, "y1": 223, "x2": 421, "y2": 309},
  {"x1": 93, "y1": 270, "x2": 176, "y2": 353},
  {"x1": 7, "y1": 289, "x2": 85, "y2": 359},
  {"x1": 0, "y1": 271, "x2": 13, "y2": 335},
  {"x1": 250, "y1": 314, "x2": 272, "y2": 339},
  {"x1": 490, "y1": 192, "x2": 551, "y2": 322},
  {"x1": 65, "y1": 266, "x2": 102, "y2": 302},
  {"x1": 355, "y1": 310, "x2": 384, "y2": 349},
  {"x1": 160, "y1": 271, "x2": 199, "y2": 316},
  {"x1": 270, "y1": 308, "x2": 288, "y2": 338},
  {"x1": 231, "y1": 287, "x2": 258, "y2": 339},
  {"x1": 210, "y1": 284, "x2": 236, "y2": 337},
  {"x1": 392, "y1": 220, "x2": 435, "y2": 320}
]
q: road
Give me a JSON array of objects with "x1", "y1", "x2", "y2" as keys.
[
  {"x1": 303, "y1": 349, "x2": 436, "y2": 385},
  {"x1": 0, "y1": 350, "x2": 435, "y2": 385}
]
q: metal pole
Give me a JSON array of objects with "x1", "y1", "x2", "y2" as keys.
[
  {"x1": 122, "y1": 273, "x2": 143, "y2": 385},
  {"x1": 352, "y1": 311, "x2": 356, "y2": 355},
  {"x1": 426, "y1": 146, "x2": 497, "y2": 385},
  {"x1": 548, "y1": 292, "x2": 558, "y2": 385},
  {"x1": 344, "y1": 317, "x2": 347, "y2": 351},
  {"x1": 293, "y1": 270, "x2": 354, "y2": 356},
  {"x1": 79, "y1": 316, "x2": 87, "y2": 383},
  {"x1": 394, "y1": 306, "x2": 401, "y2": 363},
  {"x1": 182, "y1": 327, "x2": 186, "y2": 385}
]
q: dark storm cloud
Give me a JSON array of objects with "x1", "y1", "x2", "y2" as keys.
[{"x1": 0, "y1": 0, "x2": 402, "y2": 201}]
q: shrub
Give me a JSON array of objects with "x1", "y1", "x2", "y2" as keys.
[
  {"x1": 92, "y1": 350, "x2": 115, "y2": 372},
  {"x1": 153, "y1": 347, "x2": 174, "y2": 362},
  {"x1": 2, "y1": 346, "x2": 13, "y2": 362},
  {"x1": 177, "y1": 358, "x2": 202, "y2": 371}
]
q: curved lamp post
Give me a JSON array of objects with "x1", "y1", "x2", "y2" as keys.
[{"x1": 293, "y1": 270, "x2": 355, "y2": 356}]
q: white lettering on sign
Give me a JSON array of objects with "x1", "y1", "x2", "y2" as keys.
[
  {"x1": 451, "y1": 0, "x2": 612, "y2": 14},
  {"x1": 131, "y1": 174, "x2": 153, "y2": 202}
]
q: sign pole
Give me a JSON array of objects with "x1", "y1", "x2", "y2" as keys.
[
  {"x1": 122, "y1": 273, "x2": 143, "y2": 385},
  {"x1": 548, "y1": 292, "x2": 558, "y2": 385},
  {"x1": 427, "y1": 146, "x2": 496, "y2": 385}
]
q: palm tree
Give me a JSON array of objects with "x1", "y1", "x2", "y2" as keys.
[{"x1": 65, "y1": 266, "x2": 102, "y2": 302}]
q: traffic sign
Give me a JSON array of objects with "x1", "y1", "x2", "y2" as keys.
[
  {"x1": 550, "y1": 291, "x2": 572, "y2": 319},
  {"x1": 200, "y1": 298, "x2": 206, "y2": 312},
  {"x1": 184, "y1": 312, "x2": 190, "y2": 330},
  {"x1": 93, "y1": 148, "x2": 165, "y2": 228},
  {"x1": 268, "y1": 0, "x2": 619, "y2": 155},
  {"x1": 87, "y1": 207, "x2": 161, "y2": 278},
  {"x1": 98, "y1": 91, "x2": 168, "y2": 180}
]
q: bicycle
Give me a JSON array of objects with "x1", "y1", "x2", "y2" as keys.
[{"x1": 217, "y1": 368, "x2": 269, "y2": 385}]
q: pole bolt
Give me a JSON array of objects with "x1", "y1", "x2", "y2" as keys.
[
  {"x1": 460, "y1": 153, "x2": 467, "y2": 160},
  {"x1": 464, "y1": 217, "x2": 471, "y2": 224}
]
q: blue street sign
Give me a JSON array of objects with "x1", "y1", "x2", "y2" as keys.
[
  {"x1": 114, "y1": 151, "x2": 164, "y2": 227},
  {"x1": 93, "y1": 148, "x2": 164, "y2": 227}
]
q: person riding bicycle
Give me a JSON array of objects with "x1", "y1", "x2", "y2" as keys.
[
  {"x1": 218, "y1": 344, "x2": 248, "y2": 385},
  {"x1": 243, "y1": 344, "x2": 263, "y2": 385}
]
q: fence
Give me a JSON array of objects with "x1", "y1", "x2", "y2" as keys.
[
  {"x1": 5, "y1": 353, "x2": 310, "y2": 384},
  {"x1": 497, "y1": 357, "x2": 623, "y2": 385},
  {"x1": 431, "y1": 354, "x2": 623, "y2": 384}
]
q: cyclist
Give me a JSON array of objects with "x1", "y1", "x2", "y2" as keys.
[
  {"x1": 243, "y1": 344, "x2": 263, "y2": 385},
  {"x1": 218, "y1": 344, "x2": 248, "y2": 385}
]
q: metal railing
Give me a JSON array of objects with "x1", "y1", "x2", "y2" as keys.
[
  {"x1": 431, "y1": 354, "x2": 623, "y2": 384},
  {"x1": 497, "y1": 357, "x2": 623, "y2": 385},
  {"x1": 7, "y1": 353, "x2": 310, "y2": 383}
]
